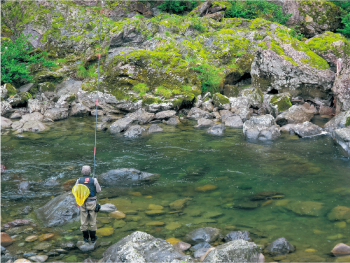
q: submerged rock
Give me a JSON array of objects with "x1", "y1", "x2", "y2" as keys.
[
  {"x1": 0, "y1": 232, "x2": 13, "y2": 247},
  {"x1": 285, "y1": 201, "x2": 325, "y2": 217},
  {"x1": 110, "y1": 117, "x2": 134, "y2": 133},
  {"x1": 249, "y1": 191, "x2": 285, "y2": 201},
  {"x1": 224, "y1": 231, "x2": 251, "y2": 242},
  {"x1": 190, "y1": 242, "x2": 211, "y2": 252},
  {"x1": 148, "y1": 124, "x2": 163, "y2": 133},
  {"x1": 22, "y1": 120, "x2": 47, "y2": 132},
  {"x1": 124, "y1": 125, "x2": 146, "y2": 138},
  {"x1": 196, "y1": 118, "x2": 215, "y2": 128},
  {"x1": 327, "y1": 206, "x2": 350, "y2": 221},
  {"x1": 185, "y1": 227, "x2": 221, "y2": 244},
  {"x1": 36, "y1": 192, "x2": 79, "y2": 227},
  {"x1": 28, "y1": 255, "x2": 48, "y2": 262},
  {"x1": 265, "y1": 237, "x2": 295, "y2": 256},
  {"x1": 203, "y1": 239, "x2": 260, "y2": 263},
  {"x1": 98, "y1": 168, "x2": 159, "y2": 186},
  {"x1": 102, "y1": 231, "x2": 192, "y2": 262},
  {"x1": 100, "y1": 203, "x2": 116, "y2": 213},
  {"x1": 207, "y1": 124, "x2": 225, "y2": 135}
]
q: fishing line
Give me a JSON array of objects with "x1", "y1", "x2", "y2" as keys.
[{"x1": 92, "y1": 0, "x2": 103, "y2": 178}]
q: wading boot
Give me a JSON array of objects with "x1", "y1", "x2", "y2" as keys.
[
  {"x1": 83, "y1": 231, "x2": 89, "y2": 242},
  {"x1": 89, "y1": 230, "x2": 97, "y2": 242}
]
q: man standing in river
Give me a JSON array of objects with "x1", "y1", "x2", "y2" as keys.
[{"x1": 76, "y1": 165, "x2": 101, "y2": 242}]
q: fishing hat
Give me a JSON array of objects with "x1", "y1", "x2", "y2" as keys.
[{"x1": 81, "y1": 165, "x2": 91, "y2": 175}]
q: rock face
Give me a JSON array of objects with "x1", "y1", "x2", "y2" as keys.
[
  {"x1": 265, "y1": 237, "x2": 295, "y2": 256},
  {"x1": 276, "y1": 104, "x2": 316, "y2": 126},
  {"x1": 36, "y1": 192, "x2": 80, "y2": 227},
  {"x1": 334, "y1": 127, "x2": 350, "y2": 154},
  {"x1": 98, "y1": 168, "x2": 159, "y2": 186},
  {"x1": 243, "y1": 115, "x2": 280, "y2": 140},
  {"x1": 102, "y1": 231, "x2": 192, "y2": 262},
  {"x1": 203, "y1": 239, "x2": 261, "y2": 263},
  {"x1": 185, "y1": 227, "x2": 221, "y2": 244}
]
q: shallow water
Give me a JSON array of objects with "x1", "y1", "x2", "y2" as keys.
[{"x1": 2, "y1": 117, "x2": 350, "y2": 262}]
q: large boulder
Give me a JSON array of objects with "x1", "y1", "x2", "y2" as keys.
[
  {"x1": 334, "y1": 127, "x2": 350, "y2": 154},
  {"x1": 127, "y1": 109, "x2": 154, "y2": 124},
  {"x1": 187, "y1": 108, "x2": 214, "y2": 120},
  {"x1": 70, "y1": 103, "x2": 91, "y2": 117},
  {"x1": 22, "y1": 120, "x2": 47, "y2": 132},
  {"x1": 288, "y1": 121, "x2": 323, "y2": 138},
  {"x1": 196, "y1": 118, "x2": 215, "y2": 128},
  {"x1": 185, "y1": 227, "x2": 221, "y2": 245},
  {"x1": 240, "y1": 87, "x2": 263, "y2": 108},
  {"x1": 1, "y1": 116, "x2": 12, "y2": 129},
  {"x1": 110, "y1": 117, "x2": 135, "y2": 133},
  {"x1": 225, "y1": 116, "x2": 243, "y2": 129},
  {"x1": 243, "y1": 115, "x2": 280, "y2": 140},
  {"x1": 43, "y1": 108, "x2": 69, "y2": 121},
  {"x1": 276, "y1": 103, "x2": 317, "y2": 126},
  {"x1": 98, "y1": 168, "x2": 159, "y2": 186},
  {"x1": 102, "y1": 231, "x2": 192, "y2": 262},
  {"x1": 21, "y1": 112, "x2": 44, "y2": 122},
  {"x1": 212, "y1": 93, "x2": 230, "y2": 110},
  {"x1": 36, "y1": 192, "x2": 80, "y2": 227},
  {"x1": 229, "y1": 97, "x2": 251, "y2": 122},
  {"x1": 203, "y1": 239, "x2": 260, "y2": 263},
  {"x1": 155, "y1": 110, "x2": 176, "y2": 120},
  {"x1": 324, "y1": 111, "x2": 350, "y2": 134}
]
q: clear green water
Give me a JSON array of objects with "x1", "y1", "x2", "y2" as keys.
[{"x1": 2, "y1": 117, "x2": 350, "y2": 262}]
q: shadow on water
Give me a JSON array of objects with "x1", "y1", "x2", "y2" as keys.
[{"x1": 1, "y1": 117, "x2": 350, "y2": 262}]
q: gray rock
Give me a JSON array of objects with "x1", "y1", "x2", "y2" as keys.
[
  {"x1": 100, "y1": 203, "x2": 116, "y2": 213},
  {"x1": 70, "y1": 103, "x2": 90, "y2": 117},
  {"x1": 201, "y1": 100, "x2": 214, "y2": 112},
  {"x1": 60, "y1": 241, "x2": 76, "y2": 250},
  {"x1": 22, "y1": 120, "x2": 47, "y2": 132},
  {"x1": 98, "y1": 168, "x2": 159, "y2": 186},
  {"x1": 196, "y1": 118, "x2": 215, "y2": 128},
  {"x1": 219, "y1": 110, "x2": 234, "y2": 122},
  {"x1": 19, "y1": 83, "x2": 34, "y2": 93},
  {"x1": 33, "y1": 242, "x2": 52, "y2": 251},
  {"x1": 207, "y1": 124, "x2": 225, "y2": 135},
  {"x1": 173, "y1": 241, "x2": 191, "y2": 252},
  {"x1": 1, "y1": 116, "x2": 12, "y2": 128},
  {"x1": 56, "y1": 79, "x2": 82, "y2": 97},
  {"x1": 155, "y1": 110, "x2": 176, "y2": 120},
  {"x1": 11, "y1": 121, "x2": 23, "y2": 130},
  {"x1": 21, "y1": 112, "x2": 44, "y2": 122},
  {"x1": 185, "y1": 227, "x2": 221, "y2": 244},
  {"x1": 163, "y1": 117, "x2": 180, "y2": 126},
  {"x1": 77, "y1": 241, "x2": 99, "y2": 252},
  {"x1": 243, "y1": 115, "x2": 280, "y2": 140},
  {"x1": 324, "y1": 110, "x2": 350, "y2": 134},
  {"x1": 27, "y1": 99, "x2": 42, "y2": 113},
  {"x1": 10, "y1": 112, "x2": 22, "y2": 119},
  {"x1": 194, "y1": 247, "x2": 211, "y2": 259},
  {"x1": 44, "y1": 108, "x2": 69, "y2": 121},
  {"x1": 124, "y1": 125, "x2": 146, "y2": 138},
  {"x1": 265, "y1": 237, "x2": 295, "y2": 256},
  {"x1": 36, "y1": 192, "x2": 80, "y2": 227},
  {"x1": 91, "y1": 109, "x2": 104, "y2": 116},
  {"x1": 333, "y1": 57, "x2": 350, "y2": 111},
  {"x1": 148, "y1": 124, "x2": 163, "y2": 133},
  {"x1": 110, "y1": 117, "x2": 134, "y2": 133},
  {"x1": 240, "y1": 87, "x2": 263, "y2": 108},
  {"x1": 102, "y1": 231, "x2": 192, "y2": 262},
  {"x1": 203, "y1": 239, "x2": 260, "y2": 263},
  {"x1": 1, "y1": 101, "x2": 13, "y2": 117},
  {"x1": 0, "y1": 85, "x2": 8, "y2": 99},
  {"x1": 276, "y1": 103, "x2": 316, "y2": 126},
  {"x1": 224, "y1": 231, "x2": 251, "y2": 242},
  {"x1": 23, "y1": 252, "x2": 37, "y2": 257},
  {"x1": 290, "y1": 121, "x2": 323, "y2": 137},
  {"x1": 1, "y1": 246, "x2": 6, "y2": 254},
  {"x1": 195, "y1": 95, "x2": 202, "y2": 108},
  {"x1": 187, "y1": 107, "x2": 214, "y2": 120},
  {"x1": 225, "y1": 116, "x2": 243, "y2": 128},
  {"x1": 116, "y1": 100, "x2": 142, "y2": 112},
  {"x1": 19, "y1": 181, "x2": 30, "y2": 193},
  {"x1": 229, "y1": 97, "x2": 252, "y2": 122},
  {"x1": 127, "y1": 109, "x2": 154, "y2": 124},
  {"x1": 190, "y1": 242, "x2": 211, "y2": 252},
  {"x1": 334, "y1": 126, "x2": 350, "y2": 154},
  {"x1": 20, "y1": 206, "x2": 32, "y2": 215},
  {"x1": 146, "y1": 103, "x2": 162, "y2": 113},
  {"x1": 29, "y1": 255, "x2": 48, "y2": 262}
]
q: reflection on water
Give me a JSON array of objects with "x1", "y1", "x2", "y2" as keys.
[{"x1": 1, "y1": 117, "x2": 350, "y2": 262}]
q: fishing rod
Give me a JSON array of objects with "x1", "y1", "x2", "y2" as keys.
[{"x1": 92, "y1": 0, "x2": 103, "y2": 178}]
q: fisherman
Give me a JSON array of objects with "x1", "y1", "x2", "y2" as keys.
[{"x1": 76, "y1": 165, "x2": 101, "y2": 242}]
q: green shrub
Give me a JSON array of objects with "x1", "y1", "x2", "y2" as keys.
[
  {"x1": 155, "y1": 86, "x2": 173, "y2": 99},
  {"x1": 192, "y1": 63, "x2": 223, "y2": 94},
  {"x1": 76, "y1": 65, "x2": 97, "y2": 78},
  {"x1": 133, "y1": 83, "x2": 149, "y2": 97},
  {"x1": 338, "y1": 12, "x2": 350, "y2": 38},
  {"x1": 225, "y1": 0, "x2": 292, "y2": 25},
  {"x1": 157, "y1": 1, "x2": 198, "y2": 14},
  {"x1": 190, "y1": 17, "x2": 206, "y2": 32},
  {"x1": 1, "y1": 34, "x2": 55, "y2": 86}
]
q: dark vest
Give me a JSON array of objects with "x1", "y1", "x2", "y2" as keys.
[{"x1": 78, "y1": 176, "x2": 96, "y2": 197}]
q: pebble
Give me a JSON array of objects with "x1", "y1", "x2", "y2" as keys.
[
  {"x1": 148, "y1": 204, "x2": 164, "y2": 210},
  {"x1": 33, "y1": 242, "x2": 52, "y2": 250},
  {"x1": 165, "y1": 222, "x2": 181, "y2": 230},
  {"x1": 174, "y1": 241, "x2": 191, "y2": 251},
  {"x1": 18, "y1": 243, "x2": 25, "y2": 247},
  {"x1": 23, "y1": 252, "x2": 37, "y2": 257},
  {"x1": 195, "y1": 185, "x2": 217, "y2": 192},
  {"x1": 145, "y1": 210, "x2": 165, "y2": 216},
  {"x1": 335, "y1": 221, "x2": 346, "y2": 228},
  {"x1": 25, "y1": 236, "x2": 38, "y2": 242},
  {"x1": 96, "y1": 227, "x2": 114, "y2": 237},
  {"x1": 29, "y1": 255, "x2": 48, "y2": 262},
  {"x1": 146, "y1": 221, "x2": 165, "y2": 226},
  {"x1": 305, "y1": 248, "x2": 316, "y2": 252},
  {"x1": 39, "y1": 233, "x2": 55, "y2": 241},
  {"x1": 77, "y1": 241, "x2": 99, "y2": 252},
  {"x1": 129, "y1": 192, "x2": 142, "y2": 196},
  {"x1": 169, "y1": 198, "x2": 191, "y2": 210},
  {"x1": 331, "y1": 243, "x2": 350, "y2": 257},
  {"x1": 109, "y1": 211, "x2": 126, "y2": 219},
  {"x1": 166, "y1": 238, "x2": 181, "y2": 245},
  {"x1": 113, "y1": 220, "x2": 126, "y2": 229}
]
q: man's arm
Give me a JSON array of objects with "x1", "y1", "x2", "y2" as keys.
[
  {"x1": 75, "y1": 179, "x2": 79, "y2": 185},
  {"x1": 94, "y1": 178, "x2": 101, "y2": 193}
]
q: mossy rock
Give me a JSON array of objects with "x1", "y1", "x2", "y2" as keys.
[
  {"x1": 345, "y1": 117, "x2": 350, "y2": 127},
  {"x1": 9, "y1": 92, "x2": 32, "y2": 107},
  {"x1": 240, "y1": 87, "x2": 263, "y2": 106},
  {"x1": 270, "y1": 93, "x2": 293, "y2": 112},
  {"x1": 35, "y1": 71, "x2": 64, "y2": 83},
  {"x1": 66, "y1": 94, "x2": 77, "y2": 103},
  {"x1": 213, "y1": 93, "x2": 229, "y2": 107},
  {"x1": 39, "y1": 82, "x2": 56, "y2": 92},
  {"x1": 6, "y1": 83, "x2": 17, "y2": 97},
  {"x1": 142, "y1": 95, "x2": 161, "y2": 106}
]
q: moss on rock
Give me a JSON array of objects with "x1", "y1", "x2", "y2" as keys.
[
  {"x1": 66, "y1": 94, "x2": 77, "y2": 103},
  {"x1": 345, "y1": 117, "x2": 350, "y2": 127},
  {"x1": 213, "y1": 93, "x2": 229, "y2": 107},
  {"x1": 270, "y1": 93, "x2": 292, "y2": 112},
  {"x1": 39, "y1": 82, "x2": 55, "y2": 92},
  {"x1": 6, "y1": 83, "x2": 17, "y2": 97}
]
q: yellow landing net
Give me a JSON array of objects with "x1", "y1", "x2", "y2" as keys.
[{"x1": 72, "y1": 184, "x2": 90, "y2": 206}]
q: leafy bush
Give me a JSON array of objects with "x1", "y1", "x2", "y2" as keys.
[
  {"x1": 158, "y1": 1, "x2": 198, "y2": 14},
  {"x1": 331, "y1": 0, "x2": 350, "y2": 37},
  {"x1": 133, "y1": 83, "x2": 149, "y2": 97},
  {"x1": 192, "y1": 63, "x2": 223, "y2": 94},
  {"x1": 1, "y1": 34, "x2": 55, "y2": 86},
  {"x1": 155, "y1": 86, "x2": 173, "y2": 98},
  {"x1": 225, "y1": 0, "x2": 291, "y2": 25}
]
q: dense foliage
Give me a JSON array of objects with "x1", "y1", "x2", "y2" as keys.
[
  {"x1": 330, "y1": 1, "x2": 350, "y2": 37},
  {"x1": 1, "y1": 34, "x2": 55, "y2": 86},
  {"x1": 158, "y1": 0, "x2": 198, "y2": 14},
  {"x1": 224, "y1": 0, "x2": 292, "y2": 25},
  {"x1": 192, "y1": 63, "x2": 223, "y2": 94}
]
